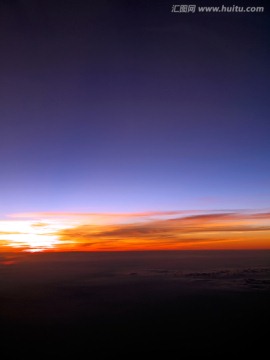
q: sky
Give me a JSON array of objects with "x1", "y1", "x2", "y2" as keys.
[{"x1": 0, "y1": 0, "x2": 269, "y2": 251}]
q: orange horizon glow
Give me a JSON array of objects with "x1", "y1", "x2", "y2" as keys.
[{"x1": 0, "y1": 210, "x2": 270, "y2": 252}]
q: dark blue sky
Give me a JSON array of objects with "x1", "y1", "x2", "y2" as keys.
[{"x1": 0, "y1": 0, "x2": 269, "y2": 217}]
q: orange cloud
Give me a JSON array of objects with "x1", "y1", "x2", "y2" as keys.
[{"x1": 55, "y1": 211, "x2": 270, "y2": 251}]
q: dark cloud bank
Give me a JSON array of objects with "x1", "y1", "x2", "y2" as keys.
[{"x1": 0, "y1": 250, "x2": 269, "y2": 356}]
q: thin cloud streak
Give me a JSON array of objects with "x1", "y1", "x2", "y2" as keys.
[
  {"x1": 9, "y1": 210, "x2": 198, "y2": 218},
  {"x1": 8, "y1": 210, "x2": 205, "y2": 223}
]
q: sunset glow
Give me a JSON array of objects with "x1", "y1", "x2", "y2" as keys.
[
  {"x1": 1, "y1": 210, "x2": 270, "y2": 252},
  {"x1": 0, "y1": 219, "x2": 76, "y2": 252}
]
